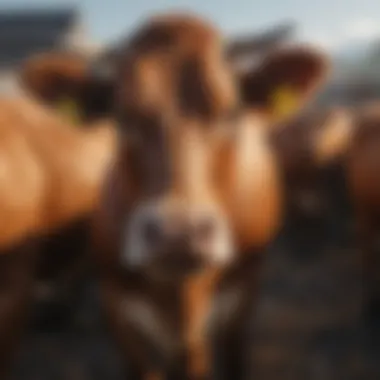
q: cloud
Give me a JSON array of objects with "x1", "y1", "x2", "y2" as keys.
[
  {"x1": 304, "y1": 34, "x2": 341, "y2": 50},
  {"x1": 342, "y1": 18, "x2": 380, "y2": 40},
  {"x1": 304, "y1": 17, "x2": 380, "y2": 53}
]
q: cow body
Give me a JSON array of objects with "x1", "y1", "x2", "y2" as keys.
[
  {"x1": 0, "y1": 96, "x2": 116, "y2": 375},
  {"x1": 0, "y1": 97, "x2": 115, "y2": 245}
]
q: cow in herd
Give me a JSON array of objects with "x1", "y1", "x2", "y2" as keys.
[
  {"x1": 0, "y1": 96, "x2": 116, "y2": 371},
  {"x1": 0, "y1": 10, "x2": 378, "y2": 380}
]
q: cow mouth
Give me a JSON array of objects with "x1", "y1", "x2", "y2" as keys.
[{"x1": 147, "y1": 251, "x2": 207, "y2": 279}]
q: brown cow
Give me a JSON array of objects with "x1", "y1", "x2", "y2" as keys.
[
  {"x1": 271, "y1": 107, "x2": 354, "y2": 230},
  {"x1": 87, "y1": 13, "x2": 327, "y2": 380},
  {"x1": 345, "y1": 102, "x2": 380, "y2": 319},
  {"x1": 0, "y1": 94, "x2": 116, "y2": 375},
  {"x1": 17, "y1": 52, "x2": 118, "y2": 328},
  {"x1": 270, "y1": 99, "x2": 380, "y2": 320},
  {"x1": 25, "y1": 12, "x2": 329, "y2": 379}
]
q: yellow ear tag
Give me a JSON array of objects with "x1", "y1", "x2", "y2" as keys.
[
  {"x1": 56, "y1": 98, "x2": 81, "y2": 125},
  {"x1": 270, "y1": 86, "x2": 300, "y2": 121}
]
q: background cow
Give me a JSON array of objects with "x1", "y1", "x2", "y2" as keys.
[
  {"x1": 0, "y1": 93, "x2": 116, "y2": 376},
  {"x1": 345, "y1": 103, "x2": 380, "y2": 322},
  {"x1": 270, "y1": 107, "x2": 354, "y2": 247}
]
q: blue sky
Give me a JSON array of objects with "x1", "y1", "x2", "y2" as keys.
[{"x1": 0, "y1": 0, "x2": 379, "y2": 50}]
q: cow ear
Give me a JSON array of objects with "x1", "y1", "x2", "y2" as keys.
[
  {"x1": 19, "y1": 52, "x2": 88, "y2": 103},
  {"x1": 239, "y1": 46, "x2": 330, "y2": 123},
  {"x1": 19, "y1": 52, "x2": 115, "y2": 124}
]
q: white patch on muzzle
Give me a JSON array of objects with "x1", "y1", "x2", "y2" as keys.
[
  {"x1": 121, "y1": 198, "x2": 235, "y2": 269},
  {"x1": 121, "y1": 199, "x2": 162, "y2": 268}
]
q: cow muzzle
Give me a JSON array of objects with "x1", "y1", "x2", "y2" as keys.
[{"x1": 122, "y1": 198, "x2": 235, "y2": 278}]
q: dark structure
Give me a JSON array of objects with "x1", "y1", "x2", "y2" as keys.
[{"x1": 0, "y1": 7, "x2": 95, "y2": 94}]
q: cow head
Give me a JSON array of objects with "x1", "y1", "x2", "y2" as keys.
[
  {"x1": 21, "y1": 13, "x2": 329, "y2": 279},
  {"x1": 105, "y1": 13, "x2": 328, "y2": 279}
]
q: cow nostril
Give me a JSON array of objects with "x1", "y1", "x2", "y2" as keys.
[
  {"x1": 194, "y1": 217, "x2": 216, "y2": 242},
  {"x1": 141, "y1": 219, "x2": 162, "y2": 245}
]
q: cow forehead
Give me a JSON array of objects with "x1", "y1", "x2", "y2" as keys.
[
  {"x1": 115, "y1": 17, "x2": 239, "y2": 120},
  {"x1": 119, "y1": 54, "x2": 237, "y2": 112},
  {"x1": 126, "y1": 13, "x2": 222, "y2": 54}
]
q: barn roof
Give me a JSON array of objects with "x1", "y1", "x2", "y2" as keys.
[{"x1": 0, "y1": 7, "x2": 79, "y2": 69}]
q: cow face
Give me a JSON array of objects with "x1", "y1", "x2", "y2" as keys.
[
  {"x1": 111, "y1": 15, "x2": 239, "y2": 278},
  {"x1": 110, "y1": 14, "x2": 328, "y2": 279},
  {"x1": 20, "y1": 13, "x2": 329, "y2": 280}
]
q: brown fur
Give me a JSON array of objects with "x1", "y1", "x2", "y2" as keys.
[
  {"x1": 0, "y1": 96, "x2": 116, "y2": 246},
  {"x1": 271, "y1": 107, "x2": 353, "y2": 218}
]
